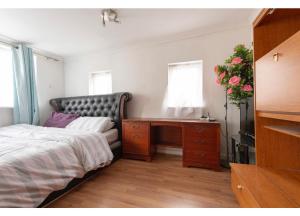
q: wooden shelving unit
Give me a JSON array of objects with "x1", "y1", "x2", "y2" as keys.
[
  {"x1": 231, "y1": 9, "x2": 300, "y2": 208},
  {"x1": 264, "y1": 125, "x2": 300, "y2": 138}
]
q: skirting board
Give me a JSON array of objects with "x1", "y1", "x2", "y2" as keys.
[{"x1": 156, "y1": 145, "x2": 183, "y2": 156}]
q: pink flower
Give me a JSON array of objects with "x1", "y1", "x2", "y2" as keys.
[
  {"x1": 214, "y1": 65, "x2": 219, "y2": 74},
  {"x1": 229, "y1": 76, "x2": 241, "y2": 86},
  {"x1": 231, "y1": 57, "x2": 243, "y2": 65},
  {"x1": 219, "y1": 72, "x2": 226, "y2": 81},
  {"x1": 242, "y1": 84, "x2": 253, "y2": 92},
  {"x1": 215, "y1": 77, "x2": 221, "y2": 86},
  {"x1": 227, "y1": 88, "x2": 233, "y2": 94}
]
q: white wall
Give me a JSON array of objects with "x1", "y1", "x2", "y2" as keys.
[
  {"x1": 0, "y1": 108, "x2": 13, "y2": 127},
  {"x1": 35, "y1": 56, "x2": 65, "y2": 125},
  {"x1": 0, "y1": 56, "x2": 64, "y2": 126},
  {"x1": 65, "y1": 26, "x2": 252, "y2": 160}
]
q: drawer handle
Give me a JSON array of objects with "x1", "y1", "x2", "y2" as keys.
[
  {"x1": 195, "y1": 127, "x2": 205, "y2": 133},
  {"x1": 132, "y1": 134, "x2": 141, "y2": 140},
  {"x1": 199, "y1": 152, "x2": 206, "y2": 157},
  {"x1": 193, "y1": 140, "x2": 207, "y2": 145},
  {"x1": 237, "y1": 184, "x2": 244, "y2": 190},
  {"x1": 273, "y1": 53, "x2": 279, "y2": 62},
  {"x1": 132, "y1": 125, "x2": 140, "y2": 129}
]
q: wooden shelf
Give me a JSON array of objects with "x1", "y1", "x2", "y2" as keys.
[
  {"x1": 264, "y1": 125, "x2": 300, "y2": 138},
  {"x1": 258, "y1": 111, "x2": 300, "y2": 123}
]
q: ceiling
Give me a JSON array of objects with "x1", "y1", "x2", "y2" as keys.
[{"x1": 0, "y1": 9, "x2": 258, "y2": 58}]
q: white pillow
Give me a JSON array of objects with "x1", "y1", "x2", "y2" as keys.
[{"x1": 66, "y1": 117, "x2": 114, "y2": 133}]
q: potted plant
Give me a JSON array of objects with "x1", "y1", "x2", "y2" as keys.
[{"x1": 214, "y1": 44, "x2": 254, "y2": 166}]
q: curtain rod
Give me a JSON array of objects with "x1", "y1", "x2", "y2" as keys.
[
  {"x1": 0, "y1": 40, "x2": 60, "y2": 62},
  {"x1": 0, "y1": 40, "x2": 17, "y2": 49}
]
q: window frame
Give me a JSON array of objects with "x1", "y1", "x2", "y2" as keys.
[
  {"x1": 0, "y1": 44, "x2": 14, "y2": 108},
  {"x1": 167, "y1": 60, "x2": 204, "y2": 108},
  {"x1": 88, "y1": 70, "x2": 112, "y2": 95}
]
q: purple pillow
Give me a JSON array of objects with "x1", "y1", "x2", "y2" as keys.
[{"x1": 44, "y1": 112, "x2": 79, "y2": 128}]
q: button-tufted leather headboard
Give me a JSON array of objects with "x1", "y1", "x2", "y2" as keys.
[{"x1": 49, "y1": 92, "x2": 132, "y2": 138}]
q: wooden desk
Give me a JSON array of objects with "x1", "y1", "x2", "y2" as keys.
[{"x1": 122, "y1": 118, "x2": 221, "y2": 170}]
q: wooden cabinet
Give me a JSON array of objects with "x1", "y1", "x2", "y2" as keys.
[
  {"x1": 183, "y1": 124, "x2": 220, "y2": 170},
  {"x1": 122, "y1": 118, "x2": 221, "y2": 170},
  {"x1": 122, "y1": 121, "x2": 152, "y2": 161},
  {"x1": 256, "y1": 30, "x2": 300, "y2": 112},
  {"x1": 231, "y1": 9, "x2": 300, "y2": 208}
]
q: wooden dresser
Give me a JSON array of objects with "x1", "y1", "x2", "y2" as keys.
[
  {"x1": 122, "y1": 118, "x2": 221, "y2": 170},
  {"x1": 231, "y1": 9, "x2": 300, "y2": 207}
]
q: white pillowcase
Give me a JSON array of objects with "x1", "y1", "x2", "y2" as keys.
[{"x1": 66, "y1": 117, "x2": 114, "y2": 133}]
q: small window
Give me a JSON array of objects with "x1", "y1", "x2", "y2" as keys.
[
  {"x1": 167, "y1": 60, "x2": 203, "y2": 108},
  {"x1": 0, "y1": 45, "x2": 13, "y2": 107},
  {"x1": 89, "y1": 70, "x2": 112, "y2": 95}
]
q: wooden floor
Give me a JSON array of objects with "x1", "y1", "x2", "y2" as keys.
[{"x1": 49, "y1": 154, "x2": 238, "y2": 208}]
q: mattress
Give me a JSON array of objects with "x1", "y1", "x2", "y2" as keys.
[
  {"x1": 0, "y1": 124, "x2": 113, "y2": 207},
  {"x1": 103, "y1": 128, "x2": 118, "y2": 145}
]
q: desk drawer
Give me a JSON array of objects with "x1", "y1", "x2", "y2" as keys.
[
  {"x1": 184, "y1": 124, "x2": 218, "y2": 138},
  {"x1": 184, "y1": 138, "x2": 218, "y2": 152},
  {"x1": 124, "y1": 122, "x2": 149, "y2": 132},
  {"x1": 183, "y1": 124, "x2": 220, "y2": 169},
  {"x1": 183, "y1": 150, "x2": 219, "y2": 166},
  {"x1": 183, "y1": 124, "x2": 219, "y2": 152},
  {"x1": 122, "y1": 121, "x2": 150, "y2": 156},
  {"x1": 231, "y1": 169, "x2": 260, "y2": 207}
]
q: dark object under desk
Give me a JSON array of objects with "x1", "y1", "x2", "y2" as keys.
[{"x1": 231, "y1": 134, "x2": 255, "y2": 164}]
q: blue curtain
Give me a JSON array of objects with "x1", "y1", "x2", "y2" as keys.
[{"x1": 12, "y1": 44, "x2": 39, "y2": 125}]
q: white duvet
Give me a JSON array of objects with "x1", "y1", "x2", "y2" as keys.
[{"x1": 0, "y1": 124, "x2": 113, "y2": 208}]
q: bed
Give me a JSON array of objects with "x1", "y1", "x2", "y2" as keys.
[{"x1": 0, "y1": 92, "x2": 132, "y2": 208}]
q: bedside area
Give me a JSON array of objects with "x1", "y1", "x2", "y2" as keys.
[{"x1": 122, "y1": 118, "x2": 221, "y2": 171}]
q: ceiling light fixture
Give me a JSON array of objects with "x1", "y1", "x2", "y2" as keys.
[{"x1": 100, "y1": 9, "x2": 120, "y2": 27}]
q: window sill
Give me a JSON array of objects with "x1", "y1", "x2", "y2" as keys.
[{"x1": 0, "y1": 106, "x2": 13, "y2": 109}]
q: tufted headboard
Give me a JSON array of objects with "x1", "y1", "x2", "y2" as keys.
[{"x1": 49, "y1": 92, "x2": 132, "y2": 137}]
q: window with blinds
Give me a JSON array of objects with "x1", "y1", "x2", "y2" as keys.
[
  {"x1": 167, "y1": 60, "x2": 203, "y2": 108},
  {"x1": 89, "y1": 71, "x2": 112, "y2": 95}
]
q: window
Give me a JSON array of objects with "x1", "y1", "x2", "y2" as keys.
[
  {"x1": 89, "y1": 71, "x2": 112, "y2": 95},
  {"x1": 167, "y1": 60, "x2": 203, "y2": 108},
  {"x1": 0, "y1": 45, "x2": 13, "y2": 107}
]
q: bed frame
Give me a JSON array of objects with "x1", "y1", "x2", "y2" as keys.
[{"x1": 38, "y1": 92, "x2": 132, "y2": 207}]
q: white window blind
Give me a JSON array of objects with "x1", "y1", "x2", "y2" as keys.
[
  {"x1": 0, "y1": 45, "x2": 13, "y2": 107},
  {"x1": 89, "y1": 71, "x2": 112, "y2": 95},
  {"x1": 167, "y1": 60, "x2": 203, "y2": 108}
]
